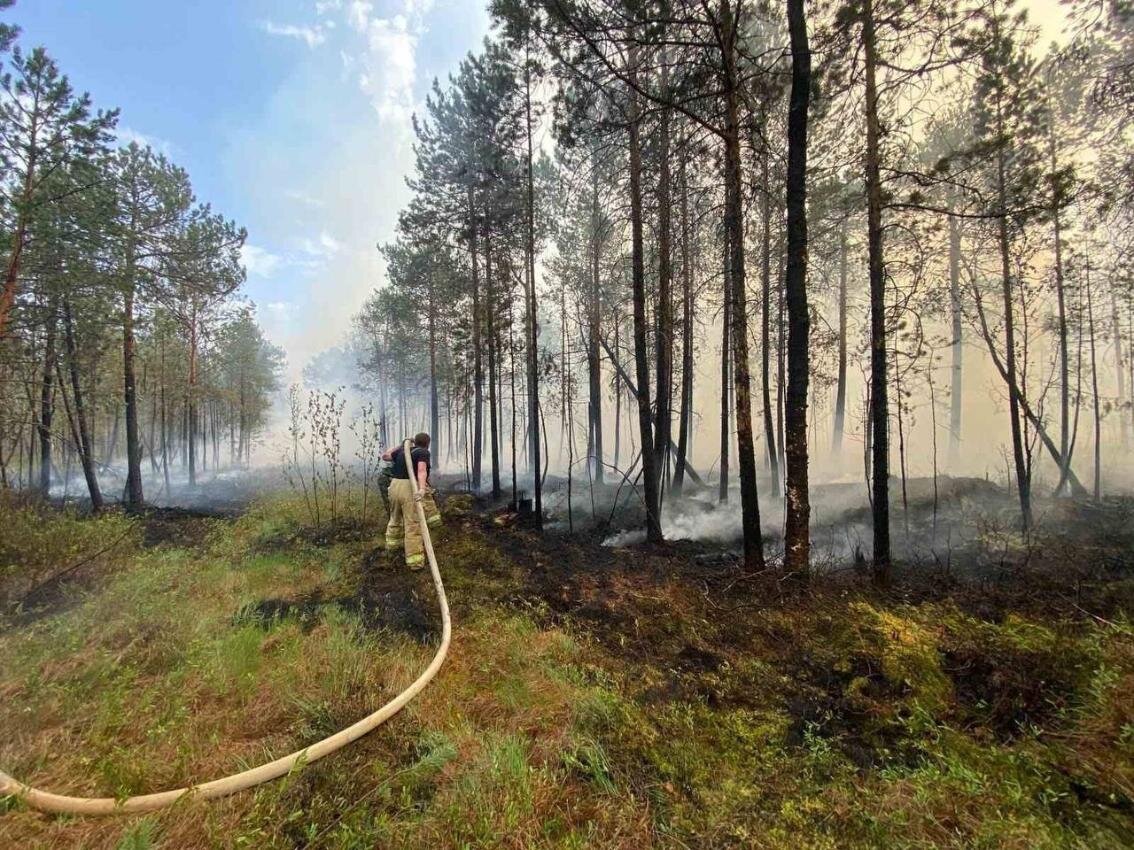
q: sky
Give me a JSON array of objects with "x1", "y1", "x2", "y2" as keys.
[
  {"x1": 11, "y1": 0, "x2": 1068, "y2": 385},
  {"x1": 11, "y1": 0, "x2": 492, "y2": 377}
]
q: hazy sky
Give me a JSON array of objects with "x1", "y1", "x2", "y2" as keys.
[{"x1": 13, "y1": 0, "x2": 1067, "y2": 378}]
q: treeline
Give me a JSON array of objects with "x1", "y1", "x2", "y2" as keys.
[
  {"x1": 355, "y1": 0, "x2": 1132, "y2": 580},
  {"x1": 0, "y1": 3, "x2": 283, "y2": 511}
]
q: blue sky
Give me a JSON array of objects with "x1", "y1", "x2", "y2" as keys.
[{"x1": 13, "y1": 0, "x2": 492, "y2": 374}]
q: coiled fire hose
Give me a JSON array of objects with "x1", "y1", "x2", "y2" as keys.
[{"x1": 0, "y1": 440, "x2": 451, "y2": 815}]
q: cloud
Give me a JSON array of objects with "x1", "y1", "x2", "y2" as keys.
[
  {"x1": 259, "y1": 19, "x2": 333, "y2": 48},
  {"x1": 115, "y1": 126, "x2": 176, "y2": 158},
  {"x1": 300, "y1": 230, "x2": 343, "y2": 260},
  {"x1": 285, "y1": 189, "x2": 326, "y2": 209},
  {"x1": 346, "y1": 1, "x2": 374, "y2": 32},
  {"x1": 342, "y1": 0, "x2": 433, "y2": 123},
  {"x1": 241, "y1": 243, "x2": 283, "y2": 278}
]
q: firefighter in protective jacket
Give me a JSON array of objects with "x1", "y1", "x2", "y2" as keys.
[{"x1": 382, "y1": 433, "x2": 441, "y2": 568}]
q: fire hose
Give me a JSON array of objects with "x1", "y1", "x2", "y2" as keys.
[{"x1": 0, "y1": 439, "x2": 450, "y2": 816}]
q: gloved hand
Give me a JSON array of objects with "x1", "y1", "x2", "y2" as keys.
[{"x1": 413, "y1": 490, "x2": 424, "y2": 503}]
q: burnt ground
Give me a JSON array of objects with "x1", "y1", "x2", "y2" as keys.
[
  {"x1": 6, "y1": 484, "x2": 1132, "y2": 838},
  {"x1": 318, "y1": 488, "x2": 1134, "y2": 783},
  {"x1": 141, "y1": 505, "x2": 242, "y2": 548}
]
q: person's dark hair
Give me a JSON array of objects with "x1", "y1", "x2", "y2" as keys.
[{"x1": 413, "y1": 432, "x2": 431, "y2": 448}]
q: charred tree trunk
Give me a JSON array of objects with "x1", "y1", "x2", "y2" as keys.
[
  {"x1": 863, "y1": 0, "x2": 891, "y2": 579},
  {"x1": 62, "y1": 300, "x2": 102, "y2": 511},
  {"x1": 653, "y1": 62, "x2": 674, "y2": 481},
  {"x1": 833, "y1": 222, "x2": 848, "y2": 456},
  {"x1": 674, "y1": 153, "x2": 694, "y2": 496},
  {"x1": 123, "y1": 282, "x2": 145, "y2": 509},
  {"x1": 762, "y1": 155, "x2": 781, "y2": 495},
  {"x1": 187, "y1": 307, "x2": 199, "y2": 489},
  {"x1": 429, "y1": 265, "x2": 441, "y2": 474},
  {"x1": 486, "y1": 234, "x2": 501, "y2": 498},
  {"x1": 588, "y1": 154, "x2": 605, "y2": 485},
  {"x1": 996, "y1": 138, "x2": 1032, "y2": 530},
  {"x1": 720, "y1": 232, "x2": 731, "y2": 504},
  {"x1": 628, "y1": 51, "x2": 662, "y2": 543},
  {"x1": 723, "y1": 0, "x2": 765, "y2": 570},
  {"x1": 1047, "y1": 97, "x2": 1072, "y2": 495},
  {"x1": 524, "y1": 43, "x2": 542, "y2": 528},
  {"x1": 38, "y1": 300, "x2": 58, "y2": 497},
  {"x1": 784, "y1": 0, "x2": 812, "y2": 578},
  {"x1": 948, "y1": 211, "x2": 963, "y2": 466},
  {"x1": 469, "y1": 185, "x2": 483, "y2": 490}
]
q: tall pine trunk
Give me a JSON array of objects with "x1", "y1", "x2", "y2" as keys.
[
  {"x1": 722, "y1": 0, "x2": 764, "y2": 570},
  {"x1": 784, "y1": 0, "x2": 812, "y2": 577},
  {"x1": 833, "y1": 223, "x2": 848, "y2": 455},
  {"x1": 123, "y1": 282, "x2": 145, "y2": 508},
  {"x1": 948, "y1": 212, "x2": 963, "y2": 466},
  {"x1": 628, "y1": 49, "x2": 662, "y2": 542},
  {"x1": 63, "y1": 299, "x2": 102, "y2": 511},
  {"x1": 588, "y1": 152, "x2": 605, "y2": 485},
  {"x1": 486, "y1": 233, "x2": 501, "y2": 497},
  {"x1": 996, "y1": 136, "x2": 1032, "y2": 529},
  {"x1": 469, "y1": 186, "x2": 483, "y2": 490},
  {"x1": 429, "y1": 266, "x2": 441, "y2": 473},
  {"x1": 762, "y1": 155, "x2": 781, "y2": 494},
  {"x1": 653, "y1": 61, "x2": 674, "y2": 482},
  {"x1": 719, "y1": 232, "x2": 731, "y2": 503},
  {"x1": 187, "y1": 306, "x2": 199, "y2": 489},
  {"x1": 524, "y1": 44, "x2": 542, "y2": 528},
  {"x1": 863, "y1": 0, "x2": 891, "y2": 579},
  {"x1": 1086, "y1": 260, "x2": 1101, "y2": 500},
  {"x1": 674, "y1": 154, "x2": 694, "y2": 495},
  {"x1": 1112, "y1": 290, "x2": 1128, "y2": 447},
  {"x1": 38, "y1": 300, "x2": 58, "y2": 497},
  {"x1": 1048, "y1": 121, "x2": 1072, "y2": 494}
]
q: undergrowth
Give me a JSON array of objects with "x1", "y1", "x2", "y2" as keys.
[{"x1": 0, "y1": 491, "x2": 1131, "y2": 848}]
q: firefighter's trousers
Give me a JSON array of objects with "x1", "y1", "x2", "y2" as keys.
[{"x1": 385, "y1": 480, "x2": 442, "y2": 567}]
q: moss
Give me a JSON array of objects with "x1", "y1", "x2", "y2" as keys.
[{"x1": 939, "y1": 607, "x2": 1099, "y2": 736}]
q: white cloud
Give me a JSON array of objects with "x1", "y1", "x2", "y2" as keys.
[
  {"x1": 300, "y1": 230, "x2": 343, "y2": 259},
  {"x1": 347, "y1": 1, "x2": 374, "y2": 32},
  {"x1": 265, "y1": 300, "x2": 298, "y2": 317},
  {"x1": 241, "y1": 243, "x2": 283, "y2": 278},
  {"x1": 286, "y1": 189, "x2": 326, "y2": 209},
  {"x1": 315, "y1": 0, "x2": 343, "y2": 13},
  {"x1": 259, "y1": 20, "x2": 332, "y2": 48},
  {"x1": 341, "y1": 0, "x2": 433, "y2": 123},
  {"x1": 115, "y1": 126, "x2": 176, "y2": 158}
]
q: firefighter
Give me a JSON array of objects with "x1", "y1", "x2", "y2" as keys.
[
  {"x1": 379, "y1": 438, "x2": 441, "y2": 528},
  {"x1": 382, "y1": 433, "x2": 439, "y2": 569}
]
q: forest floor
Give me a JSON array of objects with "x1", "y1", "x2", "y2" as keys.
[{"x1": 1, "y1": 481, "x2": 1133, "y2": 849}]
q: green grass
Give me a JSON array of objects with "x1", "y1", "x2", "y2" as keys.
[{"x1": 1, "y1": 490, "x2": 1132, "y2": 848}]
